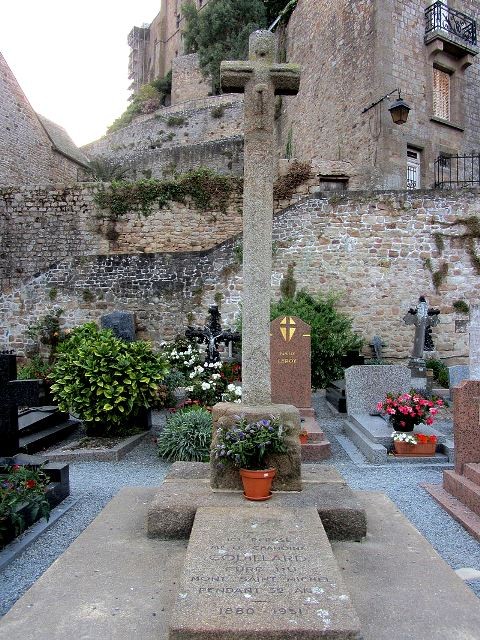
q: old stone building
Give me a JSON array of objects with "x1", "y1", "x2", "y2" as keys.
[
  {"x1": 0, "y1": 53, "x2": 89, "y2": 186},
  {"x1": 128, "y1": 0, "x2": 212, "y2": 102},
  {"x1": 281, "y1": 0, "x2": 480, "y2": 190}
]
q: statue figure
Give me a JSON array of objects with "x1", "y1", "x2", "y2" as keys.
[{"x1": 185, "y1": 305, "x2": 240, "y2": 364}]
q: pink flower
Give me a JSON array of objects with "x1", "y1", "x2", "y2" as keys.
[{"x1": 425, "y1": 417, "x2": 434, "y2": 425}]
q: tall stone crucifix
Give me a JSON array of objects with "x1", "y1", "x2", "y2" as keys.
[
  {"x1": 221, "y1": 31, "x2": 300, "y2": 404},
  {"x1": 403, "y1": 296, "x2": 440, "y2": 386}
]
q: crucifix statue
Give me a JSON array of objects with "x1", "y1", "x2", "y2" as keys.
[
  {"x1": 221, "y1": 31, "x2": 300, "y2": 405},
  {"x1": 403, "y1": 296, "x2": 440, "y2": 369},
  {"x1": 0, "y1": 352, "x2": 41, "y2": 456},
  {"x1": 185, "y1": 305, "x2": 240, "y2": 364}
]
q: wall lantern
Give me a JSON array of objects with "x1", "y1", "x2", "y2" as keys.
[{"x1": 362, "y1": 89, "x2": 411, "y2": 125}]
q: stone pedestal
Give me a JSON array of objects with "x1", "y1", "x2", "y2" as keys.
[
  {"x1": 453, "y1": 380, "x2": 480, "y2": 474},
  {"x1": 210, "y1": 403, "x2": 302, "y2": 492}
]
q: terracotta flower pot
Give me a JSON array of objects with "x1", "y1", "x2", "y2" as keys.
[
  {"x1": 394, "y1": 441, "x2": 436, "y2": 456},
  {"x1": 299, "y1": 433, "x2": 308, "y2": 444},
  {"x1": 239, "y1": 468, "x2": 276, "y2": 501}
]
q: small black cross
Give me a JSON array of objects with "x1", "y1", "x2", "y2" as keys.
[{"x1": 0, "y1": 353, "x2": 41, "y2": 456}]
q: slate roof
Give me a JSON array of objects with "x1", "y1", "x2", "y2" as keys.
[{"x1": 37, "y1": 115, "x2": 90, "y2": 168}]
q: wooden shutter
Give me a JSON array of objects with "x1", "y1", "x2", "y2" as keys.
[{"x1": 433, "y1": 68, "x2": 450, "y2": 120}]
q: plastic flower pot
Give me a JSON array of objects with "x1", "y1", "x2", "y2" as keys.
[
  {"x1": 394, "y1": 441, "x2": 436, "y2": 456},
  {"x1": 239, "y1": 468, "x2": 276, "y2": 501}
]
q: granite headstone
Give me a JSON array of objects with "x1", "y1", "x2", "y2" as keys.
[
  {"x1": 100, "y1": 311, "x2": 136, "y2": 342},
  {"x1": 448, "y1": 365, "x2": 470, "y2": 391},
  {"x1": 345, "y1": 365, "x2": 411, "y2": 415},
  {"x1": 270, "y1": 315, "x2": 311, "y2": 409}
]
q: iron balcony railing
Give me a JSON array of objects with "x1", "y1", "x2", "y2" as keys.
[
  {"x1": 434, "y1": 153, "x2": 480, "y2": 188},
  {"x1": 425, "y1": 2, "x2": 477, "y2": 47}
]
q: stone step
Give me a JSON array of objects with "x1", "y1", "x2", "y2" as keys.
[
  {"x1": 19, "y1": 418, "x2": 79, "y2": 453},
  {"x1": 443, "y1": 470, "x2": 480, "y2": 517},
  {"x1": 168, "y1": 506, "x2": 362, "y2": 640},
  {"x1": 18, "y1": 407, "x2": 69, "y2": 436},
  {"x1": 423, "y1": 482, "x2": 480, "y2": 542},
  {"x1": 301, "y1": 441, "x2": 331, "y2": 462},
  {"x1": 464, "y1": 463, "x2": 480, "y2": 486},
  {"x1": 343, "y1": 420, "x2": 387, "y2": 465}
]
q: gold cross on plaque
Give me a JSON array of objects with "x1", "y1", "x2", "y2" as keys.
[{"x1": 280, "y1": 316, "x2": 296, "y2": 342}]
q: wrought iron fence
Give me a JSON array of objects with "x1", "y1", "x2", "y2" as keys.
[
  {"x1": 425, "y1": 2, "x2": 477, "y2": 47},
  {"x1": 434, "y1": 153, "x2": 480, "y2": 188}
]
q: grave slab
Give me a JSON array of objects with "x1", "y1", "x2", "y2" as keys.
[
  {"x1": 100, "y1": 310, "x2": 136, "y2": 341},
  {"x1": 146, "y1": 477, "x2": 367, "y2": 542},
  {"x1": 168, "y1": 506, "x2": 361, "y2": 640},
  {"x1": 3, "y1": 489, "x2": 480, "y2": 639}
]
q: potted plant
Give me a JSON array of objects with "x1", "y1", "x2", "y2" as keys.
[
  {"x1": 393, "y1": 432, "x2": 438, "y2": 456},
  {"x1": 377, "y1": 391, "x2": 443, "y2": 432},
  {"x1": 213, "y1": 416, "x2": 289, "y2": 501},
  {"x1": 299, "y1": 428, "x2": 308, "y2": 444}
]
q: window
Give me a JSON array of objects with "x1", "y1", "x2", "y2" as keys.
[
  {"x1": 407, "y1": 148, "x2": 421, "y2": 189},
  {"x1": 433, "y1": 68, "x2": 450, "y2": 120}
]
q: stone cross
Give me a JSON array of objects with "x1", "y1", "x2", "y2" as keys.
[
  {"x1": 0, "y1": 352, "x2": 41, "y2": 456},
  {"x1": 403, "y1": 296, "x2": 440, "y2": 366},
  {"x1": 221, "y1": 31, "x2": 300, "y2": 404},
  {"x1": 185, "y1": 304, "x2": 240, "y2": 363},
  {"x1": 469, "y1": 304, "x2": 480, "y2": 380}
]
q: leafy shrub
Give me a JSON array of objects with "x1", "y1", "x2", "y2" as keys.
[
  {"x1": 271, "y1": 291, "x2": 363, "y2": 388},
  {"x1": 50, "y1": 323, "x2": 168, "y2": 436},
  {"x1": 167, "y1": 115, "x2": 186, "y2": 127},
  {"x1": 425, "y1": 358, "x2": 449, "y2": 388},
  {"x1": 211, "y1": 105, "x2": 225, "y2": 118},
  {"x1": 157, "y1": 407, "x2": 212, "y2": 462},
  {"x1": 453, "y1": 300, "x2": 470, "y2": 314},
  {"x1": 18, "y1": 354, "x2": 52, "y2": 381}
]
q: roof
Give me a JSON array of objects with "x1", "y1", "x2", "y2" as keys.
[{"x1": 37, "y1": 115, "x2": 90, "y2": 168}]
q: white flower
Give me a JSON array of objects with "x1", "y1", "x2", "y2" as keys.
[
  {"x1": 185, "y1": 386, "x2": 194, "y2": 392},
  {"x1": 189, "y1": 372, "x2": 196, "y2": 379},
  {"x1": 212, "y1": 373, "x2": 221, "y2": 380},
  {"x1": 201, "y1": 382, "x2": 211, "y2": 390},
  {"x1": 234, "y1": 387, "x2": 242, "y2": 396},
  {"x1": 227, "y1": 383, "x2": 236, "y2": 391},
  {"x1": 234, "y1": 399, "x2": 241, "y2": 403}
]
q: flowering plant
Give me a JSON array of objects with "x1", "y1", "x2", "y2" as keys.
[
  {"x1": 213, "y1": 416, "x2": 288, "y2": 470},
  {"x1": 0, "y1": 465, "x2": 51, "y2": 548},
  {"x1": 392, "y1": 432, "x2": 437, "y2": 445},
  {"x1": 377, "y1": 391, "x2": 443, "y2": 432}
]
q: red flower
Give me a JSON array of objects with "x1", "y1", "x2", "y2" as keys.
[
  {"x1": 11, "y1": 464, "x2": 20, "y2": 472},
  {"x1": 25, "y1": 479, "x2": 37, "y2": 489}
]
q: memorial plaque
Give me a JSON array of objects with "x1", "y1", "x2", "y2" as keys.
[
  {"x1": 270, "y1": 316, "x2": 312, "y2": 409},
  {"x1": 100, "y1": 311, "x2": 136, "y2": 342},
  {"x1": 169, "y1": 506, "x2": 361, "y2": 639}
]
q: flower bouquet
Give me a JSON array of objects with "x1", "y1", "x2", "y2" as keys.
[{"x1": 377, "y1": 391, "x2": 443, "y2": 432}]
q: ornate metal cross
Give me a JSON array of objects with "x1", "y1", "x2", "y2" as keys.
[
  {"x1": 185, "y1": 305, "x2": 240, "y2": 364},
  {"x1": 0, "y1": 352, "x2": 41, "y2": 456},
  {"x1": 221, "y1": 31, "x2": 300, "y2": 404}
]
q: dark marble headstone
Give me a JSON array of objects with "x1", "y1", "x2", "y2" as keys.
[
  {"x1": 100, "y1": 311, "x2": 136, "y2": 342},
  {"x1": 0, "y1": 353, "x2": 41, "y2": 456}
]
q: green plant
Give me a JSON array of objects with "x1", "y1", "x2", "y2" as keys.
[
  {"x1": 86, "y1": 159, "x2": 129, "y2": 182},
  {"x1": 271, "y1": 291, "x2": 363, "y2": 388},
  {"x1": 425, "y1": 358, "x2": 449, "y2": 388},
  {"x1": 233, "y1": 240, "x2": 243, "y2": 264},
  {"x1": 167, "y1": 115, "x2": 186, "y2": 127},
  {"x1": 214, "y1": 291, "x2": 223, "y2": 307},
  {"x1": 285, "y1": 126, "x2": 293, "y2": 159},
  {"x1": 25, "y1": 309, "x2": 65, "y2": 362},
  {"x1": 50, "y1": 323, "x2": 168, "y2": 436},
  {"x1": 82, "y1": 289, "x2": 94, "y2": 302},
  {"x1": 182, "y1": 0, "x2": 267, "y2": 93},
  {"x1": 94, "y1": 169, "x2": 241, "y2": 218},
  {"x1": 157, "y1": 406, "x2": 212, "y2": 462},
  {"x1": 211, "y1": 105, "x2": 225, "y2": 119},
  {"x1": 279, "y1": 263, "x2": 297, "y2": 299},
  {"x1": 17, "y1": 354, "x2": 52, "y2": 381},
  {"x1": 213, "y1": 416, "x2": 288, "y2": 470},
  {"x1": 453, "y1": 300, "x2": 470, "y2": 314},
  {"x1": 273, "y1": 161, "x2": 311, "y2": 201},
  {"x1": 48, "y1": 288, "x2": 58, "y2": 301},
  {"x1": 0, "y1": 464, "x2": 51, "y2": 549}
]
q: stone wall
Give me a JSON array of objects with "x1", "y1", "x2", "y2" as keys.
[
  {"x1": 1, "y1": 187, "x2": 479, "y2": 363},
  {"x1": 282, "y1": 0, "x2": 480, "y2": 190},
  {"x1": 82, "y1": 96, "x2": 244, "y2": 178},
  {"x1": 171, "y1": 54, "x2": 211, "y2": 105},
  {"x1": 0, "y1": 53, "x2": 80, "y2": 186}
]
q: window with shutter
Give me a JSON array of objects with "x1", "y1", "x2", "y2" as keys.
[{"x1": 433, "y1": 68, "x2": 451, "y2": 120}]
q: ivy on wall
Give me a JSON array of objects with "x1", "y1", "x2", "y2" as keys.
[
  {"x1": 94, "y1": 168, "x2": 242, "y2": 218},
  {"x1": 426, "y1": 215, "x2": 480, "y2": 291}
]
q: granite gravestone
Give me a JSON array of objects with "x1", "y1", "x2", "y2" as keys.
[
  {"x1": 345, "y1": 365, "x2": 411, "y2": 415},
  {"x1": 469, "y1": 304, "x2": 480, "y2": 380},
  {"x1": 0, "y1": 352, "x2": 41, "y2": 456},
  {"x1": 169, "y1": 506, "x2": 361, "y2": 640},
  {"x1": 100, "y1": 311, "x2": 136, "y2": 342},
  {"x1": 448, "y1": 365, "x2": 470, "y2": 391},
  {"x1": 270, "y1": 316, "x2": 311, "y2": 410}
]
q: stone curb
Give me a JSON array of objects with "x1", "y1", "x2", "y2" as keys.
[{"x1": 44, "y1": 431, "x2": 149, "y2": 462}]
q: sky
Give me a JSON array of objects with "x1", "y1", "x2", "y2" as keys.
[{"x1": 0, "y1": 1, "x2": 162, "y2": 147}]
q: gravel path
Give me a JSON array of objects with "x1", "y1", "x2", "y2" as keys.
[{"x1": 1, "y1": 396, "x2": 479, "y2": 617}]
